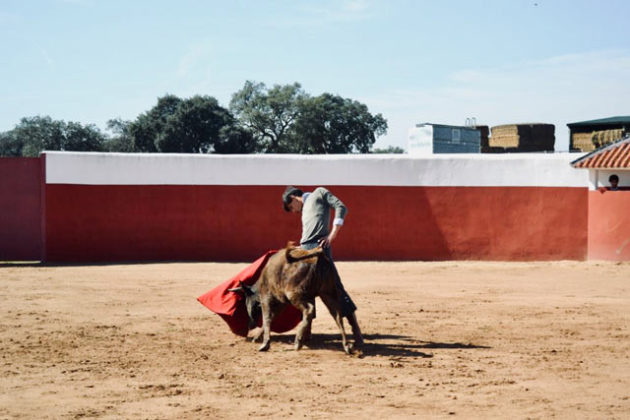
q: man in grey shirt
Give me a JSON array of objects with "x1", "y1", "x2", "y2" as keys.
[{"x1": 282, "y1": 186, "x2": 364, "y2": 346}]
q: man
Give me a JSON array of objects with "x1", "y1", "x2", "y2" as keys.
[
  {"x1": 609, "y1": 174, "x2": 620, "y2": 191},
  {"x1": 282, "y1": 186, "x2": 364, "y2": 345}
]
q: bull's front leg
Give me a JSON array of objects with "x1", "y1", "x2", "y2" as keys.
[{"x1": 294, "y1": 301, "x2": 315, "y2": 351}]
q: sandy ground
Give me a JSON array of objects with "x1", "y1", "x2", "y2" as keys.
[{"x1": 1, "y1": 260, "x2": 629, "y2": 419}]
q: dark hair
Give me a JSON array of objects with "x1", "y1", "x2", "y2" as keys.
[
  {"x1": 282, "y1": 186, "x2": 303, "y2": 211},
  {"x1": 609, "y1": 174, "x2": 619, "y2": 183}
]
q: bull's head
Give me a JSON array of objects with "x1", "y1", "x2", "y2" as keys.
[{"x1": 227, "y1": 281, "x2": 261, "y2": 330}]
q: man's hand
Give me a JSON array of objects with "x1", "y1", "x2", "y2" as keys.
[
  {"x1": 318, "y1": 237, "x2": 331, "y2": 249},
  {"x1": 319, "y1": 224, "x2": 341, "y2": 249}
]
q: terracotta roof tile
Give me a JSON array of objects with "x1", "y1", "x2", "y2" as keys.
[{"x1": 571, "y1": 137, "x2": 630, "y2": 168}]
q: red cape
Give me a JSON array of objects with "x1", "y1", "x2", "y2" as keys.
[{"x1": 197, "y1": 250, "x2": 302, "y2": 337}]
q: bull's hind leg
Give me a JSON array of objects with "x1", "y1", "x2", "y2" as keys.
[
  {"x1": 293, "y1": 301, "x2": 315, "y2": 351},
  {"x1": 258, "y1": 298, "x2": 277, "y2": 352},
  {"x1": 319, "y1": 293, "x2": 350, "y2": 354},
  {"x1": 347, "y1": 312, "x2": 364, "y2": 347}
]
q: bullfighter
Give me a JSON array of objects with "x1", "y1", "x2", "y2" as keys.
[{"x1": 281, "y1": 186, "x2": 364, "y2": 346}]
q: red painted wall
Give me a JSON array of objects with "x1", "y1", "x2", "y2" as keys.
[
  {"x1": 588, "y1": 190, "x2": 630, "y2": 261},
  {"x1": 335, "y1": 186, "x2": 587, "y2": 261},
  {"x1": 0, "y1": 158, "x2": 42, "y2": 261},
  {"x1": 44, "y1": 184, "x2": 588, "y2": 262}
]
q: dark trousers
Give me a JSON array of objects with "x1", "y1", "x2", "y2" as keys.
[{"x1": 301, "y1": 241, "x2": 357, "y2": 317}]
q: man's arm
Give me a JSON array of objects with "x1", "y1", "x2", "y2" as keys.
[
  {"x1": 320, "y1": 187, "x2": 347, "y2": 222},
  {"x1": 317, "y1": 188, "x2": 347, "y2": 248}
]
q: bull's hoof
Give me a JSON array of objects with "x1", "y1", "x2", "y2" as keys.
[
  {"x1": 294, "y1": 340, "x2": 303, "y2": 351},
  {"x1": 258, "y1": 342, "x2": 270, "y2": 352},
  {"x1": 343, "y1": 344, "x2": 351, "y2": 355},
  {"x1": 347, "y1": 342, "x2": 364, "y2": 356},
  {"x1": 349, "y1": 346, "x2": 364, "y2": 358}
]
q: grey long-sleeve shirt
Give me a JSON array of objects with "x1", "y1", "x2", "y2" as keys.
[{"x1": 300, "y1": 187, "x2": 347, "y2": 245}]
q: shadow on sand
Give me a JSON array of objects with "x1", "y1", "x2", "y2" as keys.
[{"x1": 273, "y1": 333, "x2": 490, "y2": 359}]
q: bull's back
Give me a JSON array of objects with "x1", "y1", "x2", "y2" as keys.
[
  {"x1": 259, "y1": 248, "x2": 337, "y2": 301},
  {"x1": 258, "y1": 252, "x2": 306, "y2": 298}
]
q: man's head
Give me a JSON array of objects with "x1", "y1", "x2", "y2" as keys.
[
  {"x1": 282, "y1": 186, "x2": 304, "y2": 213},
  {"x1": 609, "y1": 174, "x2": 619, "y2": 188}
]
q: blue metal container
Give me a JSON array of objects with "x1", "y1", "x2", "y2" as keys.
[{"x1": 409, "y1": 123, "x2": 481, "y2": 154}]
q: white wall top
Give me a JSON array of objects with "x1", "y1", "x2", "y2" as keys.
[{"x1": 43, "y1": 151, "x2": 590, "y2": 188}]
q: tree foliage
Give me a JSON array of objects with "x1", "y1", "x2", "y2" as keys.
[
  {"x1": 230, "y1": 81, "x2": 387, "y2": 153},
  {"x1": 215, "y1": 125, "x2": 258, "y2": 153},
  {"x1": 129, "y1": 95, "x2": 255, "y2": 154},
  {"x1": 0, "y1": 116, "x2": 105, "y2": 157},
  {"x1": 230, "y1": 81, "x2": 305, "y2": 153},
  {"x1": 157, "y1": 96, "x2": 237, "y2": 153},
  {"x1": 128, "y1": 95, "x2": 182, "y2": 153},
  {"x1": 292, "y1": 94, "x2": 388, "y2": 153},
  {"x1": 104, "y1": 118, "x2": 135, "y2": 152},
  {"x1": 1, "y1": 82, "x2": 390, "y2": 156},
  {"x1": 0, "y1": 131, "x2": 23, "y2": 157}
]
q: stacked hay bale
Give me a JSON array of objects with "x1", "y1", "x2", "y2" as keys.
[
  {"x1": 593, "y1": 129, "x2": 624, "y2": 148},
  {"x1": 487, "y1": 123, "x2": 555, "y2": 152},
  {"x1": 571, "y1": 128, "x2": 624, "y2": 152},
  {"x1": 571, "y1": 132, "x2": 597, "y2": 152}
]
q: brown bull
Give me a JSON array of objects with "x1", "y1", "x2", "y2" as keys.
[{"x1": 229, "y1": 243, "x2": 361, "y2": 354}]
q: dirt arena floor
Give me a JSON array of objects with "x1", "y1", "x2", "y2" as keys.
[{"x1": 1, "y1": 260, "x2": 629, "y2": 419}]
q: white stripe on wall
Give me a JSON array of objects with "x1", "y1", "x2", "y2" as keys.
[{"x1": 44, "y1": 151, "x2": 590, "y2": 187}]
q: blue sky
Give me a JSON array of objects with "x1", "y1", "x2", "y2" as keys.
[{"x1": 1, "y1": 0, "x2": 629, "y2": 151}]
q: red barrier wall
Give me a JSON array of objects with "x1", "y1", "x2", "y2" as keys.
[
  {"x1": 587, "y1": 190, "x2": 630, "y2": 261},
  {"x1": 44, "y1": 184, "x2": 588, "y2": 262},
  {"x1": 0, "y1": 158, "x2": 42, "y2": 261}
]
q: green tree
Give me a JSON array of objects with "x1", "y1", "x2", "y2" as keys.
[
  {"x1": 156, "y1": 95, "x2": 237, "y2": 153},
  {"x1": 64, "y1": 121, "x2": 106, "y2": 152},
  {"x1": 129, "y1": 94, "x2": 251, "y2": 153},
  {"x1": 129, "y1": 95, "x2": 182, "y2": 152},
  {"x1": 12, "y1": 116, "x2": 64, "y2": 156},
  {"x1": 215, "y1": 125, "x2": 257, "y2": 153},
  {"x1": 230, "y1": 81, "x2": 387, "y2": 153},
  {"x1": 0, "y1": 116, "x2": 105, "y2": 157},
  {"x1": 104, "y1": 118, "x2": 135, "y2": 152},
  {"x1": 0, "y1": 130, "x2": 23, "y2": 157},
  {"x1": 230, "y1": 81, "x2": 306, "y2": 152},
  {"x1": 291, "y1": 94, "x2": 388, "y2": 153}
]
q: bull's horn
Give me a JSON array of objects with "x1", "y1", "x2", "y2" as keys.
[{"x1": 227, "y1": 280, "x2": 247, "y2": 293}]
